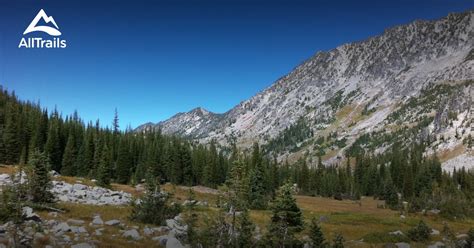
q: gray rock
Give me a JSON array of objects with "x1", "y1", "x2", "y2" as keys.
[
  {"x1": 389, "y1": 230, "x2": 404, "y2": 236},
  {"x1": 92, "y1": 216, "x2": 103, "y2": 225},
  {"x1": 166, "y1": 218, "x2": 188, "y2": 237},
  {"x1": 73, "y1": 184, "x2": 88, "y2": 190},
  {"x1": 395, "y1": 242, "x2": 410, "y2": 248},
  {"x1": 430, "y1": 229, "x2": 440, "y2": 235},
  {"x1": 104, "y1": 219, "x2": 120, "y2": 226},
  {"x1": 319, "y1": 216, "x2": 329, "y2": 223},
  {"x1": 122, "y1": 229, "x2": 141, "y2": 240},
  {"x1": 53, "y1": 222, "x2": 71, "y2": 233},
  {"x1": 427, "y1": 241, "x2": 445, "y2": 248},
  {"x1": 152, "y1": 235, "x2": 169, "y2": 246},
  {"x1": 143, "y1": 227, "x2": 154, "y2": 236},
  {"x1": 63, "y1": 234, "x2": 71, "y2": 242},
  {"x1": 166, "y1": 237, "x2": 185, "y2": 248},
  {"x1": 183, "y1": 200, "x2": 197, "y2": 206},
  {"x1": 71, "y1": 243, "x2": 95, "y2": 248},
  {"x1": 154, "y1": 226, "x2": 170, "y2": 233},
  {"x1": 457, "y1": 234, "x2": 468, "y2": 239},
  {"x1": 94, "y1": 229, "x2": 103, "y2": 236},
  {"x1": 22, "y1": 207, "x2": 41, "y2": 222},
  {"x1": 49, "y1": 170, "x2": 60, "y2": 177},
  {"x1": 68, "y1": 219, "x2": 85, "y2": 225},
  {"x1": 428, "y1": 209, "x2": 441, "y2": 215},
  {"x1": 71, "y1": 226, "x2": 88, "y2": 234}
]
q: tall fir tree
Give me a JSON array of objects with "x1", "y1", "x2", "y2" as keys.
[
  {"x1": 28, "y1": 150, "x2": 54, "y2": 203},
  {"x1": 97, "y1": 144, "x2": 112, "y2": 187},
  {"x1": 61, "y1": 133, "x2": 77, "y2": 176},
  {"x1": 309, "y1": 217, "x2": 326, "y2": 248},
  {"x1": 266, "y1": 183, "x2": 304, "y2": 247}
]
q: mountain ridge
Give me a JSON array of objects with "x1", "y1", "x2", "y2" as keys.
[{"x1": 137, "y1": 10, "x2": 474, "y2": 165}]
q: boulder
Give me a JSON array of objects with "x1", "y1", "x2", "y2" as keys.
[
  {"x1": 154, "y1": 226, "x2": 170, "y2": 233},
  {"x1": 427, "y1": 241, "x2": 445, "y2": 248},
  {"x1": 104, "y1": 220, "x2": 120, "y2": 226},
  {"x1": 143, "y1": 227, "x2": 154, "y2": 236},
  {"x1": 456, "y1": 234, "x2": 468, "y2": 239},
  {"x1": 53, "y1": 222, "x2": 71, "y2": 233},
  {"x1": 68, "y1": 219, "x2": 85, "y2": 225},
  {"x1": 389, "y1": 230, "x2": 404, "y2": 236},
  {"x1": 71, "y1": 243, "x2": 95, "y2": 248},
  {"x1": 71, "y1": 226, "x2": 88, "y2": 234},
  {"x1": 49, "y1": 170, "x2": 60, "y2": 177},
  {"x1": 152, "y1": 235, "x2": 169, "y2": 246},
  {"x1": 166, "y1": 236, "x2": 185, "y2": 248},
  {"x1": 92, "y1": 216, "x2": 103, "y2": 225},
  {"x1": 319, "y1": 216, "x2": 329, "y2": 223},
  {"x1": 22, "y1": 207, "x2": 42, "y2": 222},
  {"x1": 122, "y1": 229, "x2": 140, "y2": 240},
  {"x1": 431, "y1": 229, "x2": 440, "y2": 235},
  {"x1": 395, "y1": 242, "x2": 410, "y2": 248}
]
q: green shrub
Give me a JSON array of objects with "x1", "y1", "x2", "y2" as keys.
[{"x1": 407, "y1": 220, "x2": 431, "y2": 242}]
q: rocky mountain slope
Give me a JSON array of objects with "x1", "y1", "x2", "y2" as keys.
[{"x1": 137, "y1": 10, "x2": 474, "y2": 167}]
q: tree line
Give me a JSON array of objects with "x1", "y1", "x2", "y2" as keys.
[{"x1": 1, "y1": 87, "x2": 474, "y2": 219}]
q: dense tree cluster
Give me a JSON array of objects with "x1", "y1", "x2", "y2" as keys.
[{"x1": 1, "y1": 87, "x2": 474, "y2": 220}]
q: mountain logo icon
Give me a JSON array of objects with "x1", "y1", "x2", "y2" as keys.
[{"x1": 23, "y1": 9, "x2": 61, "y2": 36}]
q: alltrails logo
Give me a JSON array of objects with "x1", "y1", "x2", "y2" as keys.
[{"x1": 18, "y1": 9, "x2": 67, "y2": 48}]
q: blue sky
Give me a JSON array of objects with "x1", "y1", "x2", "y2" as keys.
[{"x1": 0, "y1": 0, "x2": 472, "y2": 129}]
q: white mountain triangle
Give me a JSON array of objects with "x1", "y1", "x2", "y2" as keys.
[{"x1": 23, "y1": 9, "x2": 61, "y2": 36}]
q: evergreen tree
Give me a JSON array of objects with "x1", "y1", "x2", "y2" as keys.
[
  {"x1": 309, "y1": 217, "x2": 326, "y2": 248},
  {"x1": 116, "y1": 137, "x2": 132, "y2": 184},
  {"x1": 3, "y1": 102, "x2": 20, "y2": 164},
  {"x1": 97, "y1": 144, "x2": 112, "y2": 187},
  {"x1": 45, "y1": 113, "x2": 62, "y2": 171},
  {"x1": 61, "y1": 133, "x2": 77, "y2": 176},
  {"x1": 403, "y1": 164, "x2": 414, "y2": 199},
  {"x1": 266, "y1": 183, "x2": 304, "y2": 247},
  {"x1": 332, "y1": 233, "x2": 345, "y2": 248},
  {"x1": 28, "y1": 150, "x2": 54, "y2": 203},
  {"x1": 226, "y1": 159, "x2": 249, "y2": 211},
  {"x1": 248, "y1": 164, "x2": 267, "y2": 209},
  {"x1": 130, "y1": 170, "x2": 179, "y2": 225},
  {"x1": 237, "y1": 209, "x2": 255, "y2": 248}
]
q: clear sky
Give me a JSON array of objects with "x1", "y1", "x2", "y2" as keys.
[{"x1": 0, "y1": 0, "x2": 473, "y2": 129}]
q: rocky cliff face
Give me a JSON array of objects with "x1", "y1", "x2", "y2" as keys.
[{"x1": 137, "y1": 10, "x2": 474, "y2": 164}]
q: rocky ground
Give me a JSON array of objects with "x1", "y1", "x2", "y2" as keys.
[
  {"x1": 0, "y1": 170, "x2": 472, "y2": 248},
  {"x1": 0, "y1": 206, "x2": 188, "y2": 248}
]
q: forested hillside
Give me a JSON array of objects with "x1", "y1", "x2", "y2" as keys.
[{"x1": 1, "y1": 87, "x2": 474, "y2": 220}]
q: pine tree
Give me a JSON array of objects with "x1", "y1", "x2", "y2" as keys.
[
  {"x1": 3, "y1": 102, "x2": 20, "y2": 164},
  {"x1": 97, "y1": 144, "x2": 112, "y2": 187},
  {"x1": 266, "y1": 183, "x2": 304, "y2": 247},
  {"x1": 112, "y1": 108, "x2": 120, "y2": 135},
  {"x1": 466, "y1": 228, "x2": 474, "y2": 248},
  {"x1": 237, "y1": 209, "x2": 255, "y2": 248},
  {"x1": 28, "y1": 150, "x2": 54, "y2": 203},
  {"x1": 61, "y1": 133, "x2": 77, "y2": 176},
  {"x1": 130, "y1": 170, "x2": 179, "y2": 225},
  {"x1": 332, "y1": 233, "x2": 345, "y2": 248},
  {"x1": 383, "y1": 176, "x2": 399, "y2": 209},
  {"x1": 45, "y1": 113, "x2": 62, "y2": 172},
  {"x1": 226, "y1": 159, "x2": 249, "y2": 211},
  {"x1": 309, "y1": 217, "x2": 326, "y2": 248},
  {"x1": 116, "y1": 138, "x2": 132, "y2": 184},
  {"x1": 248, "y1": 165, "x2": 267, "y2": 210},
  {"x1": 403, "y1": 164, "x2": 414, "y2": 199}
]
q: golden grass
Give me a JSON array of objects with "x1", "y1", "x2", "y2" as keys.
[
  {"x1": 437, "y1": 144, "x2": 467, "y2": 162},
  {"x1": 0, "y1": 165, "x2": 17, "y2": 174}
]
